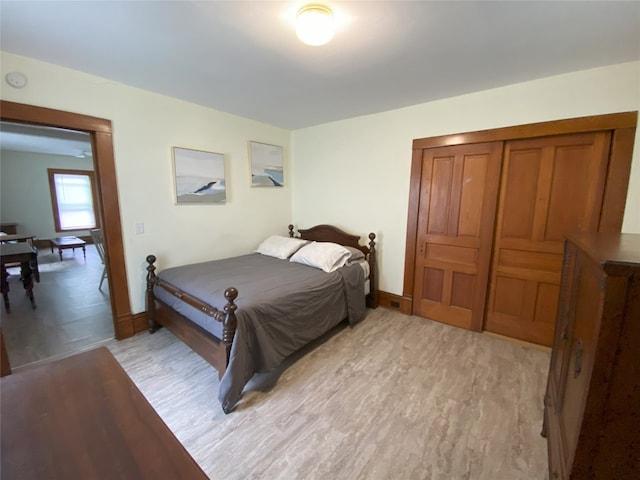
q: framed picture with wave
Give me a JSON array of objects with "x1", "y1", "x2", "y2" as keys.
[
  {"x1": 249, "y1": 141, "x2": 284, "y2": 187},
  {"x1": 172, "y1": 147, "x2": 226, "y2": 204}
]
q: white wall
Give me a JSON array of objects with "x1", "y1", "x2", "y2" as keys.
[
  {"x1": 292, "y1": 61, "x2": 640, "y2": 296},
  {"x1": 0, "y1": 150, "x2": 94, "y2": 239},
  {"x1": 1, "y1": 52, "x2": 292, "y2": 313}
]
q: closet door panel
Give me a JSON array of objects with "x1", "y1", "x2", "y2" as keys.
[
  {"x1": 413, "y1": 142, "x2": 502, "y2": 330},
  {"x1": 500, "y1": 149, "x2": 539, "y2": 239},
  {"x1": 545, "y1": 142, "x2": 606, "y2": 240},
  {"x1": 485, "y1": 132, "x2": 611, "y2": 346}
]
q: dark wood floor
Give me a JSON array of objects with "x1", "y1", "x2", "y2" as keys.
[{"x1": 2, "y1": 244, "x2": 113, "y2": 370}]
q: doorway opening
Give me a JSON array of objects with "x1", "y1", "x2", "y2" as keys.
[
  {"x1": 1, "y1": 122, "x2": 114, "y2": 368},
  {"x1": 0, "y1": 100, "x2": 133, "y2": 373}
]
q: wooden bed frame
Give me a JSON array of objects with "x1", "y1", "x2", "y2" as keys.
[{"x1": 145, "y1": 224, "x2": 378, "y2": 389}]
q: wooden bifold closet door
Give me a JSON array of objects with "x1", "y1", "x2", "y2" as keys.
[{"x1": 407, "y1": 114, "x2": 635, "y2": 347}]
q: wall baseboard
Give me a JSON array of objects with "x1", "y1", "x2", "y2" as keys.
[
  {"x1": 377, "y1": 291, "x2": 412, "y2": 315},
  {"x1": 133, "y1": 312, "x2": 148, "y2": 334}
]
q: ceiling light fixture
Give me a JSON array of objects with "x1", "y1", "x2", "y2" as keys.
[
  {"x1": 74, "y1": 149, "x2": 92, "y2": 158},
  {"x1": 296, "y1": 5, "x2": 335, "y2": 46}
]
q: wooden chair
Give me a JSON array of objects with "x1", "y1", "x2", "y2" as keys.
[{"x1": 90, "y1": 229, "x2": 107, "y2": 290}]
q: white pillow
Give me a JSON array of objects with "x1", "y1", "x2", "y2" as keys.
[
  {"x1": 255, "y1": 235, "x2": 309, "y2": 259},
  {"x1": 289, "y1": 241, "x2": 351, "y2": 273}
]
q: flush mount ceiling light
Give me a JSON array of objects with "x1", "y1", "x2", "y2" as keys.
[
  {"x1": 74, "y1": 149, "x2": 92, "y2": 158},
  {"x1": 296, "y1": 5, "x2": 335, "y2": 46}
]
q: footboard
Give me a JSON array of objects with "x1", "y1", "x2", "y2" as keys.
[{"x1": 145, "y1": 255, "x2": 238, "y2": 377}]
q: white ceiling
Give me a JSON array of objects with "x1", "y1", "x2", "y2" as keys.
[
  {"x1": 1, "y1": 122, "x2": 92, "y2": 158},
  {"x1": 1, "y1": 1, "x2": 639, "y2": 152}
]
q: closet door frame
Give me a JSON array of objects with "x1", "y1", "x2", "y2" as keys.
[{"x1": 403, "y1": 112, "x2": 637, "y2": 313}]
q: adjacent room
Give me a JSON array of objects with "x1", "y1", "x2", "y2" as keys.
[
  {"x1": 1, "y1": 1, "x2": 639, "y2": 479},
  {"x1": 0, "y1": 124, "x2": 113, "y2": 368}
]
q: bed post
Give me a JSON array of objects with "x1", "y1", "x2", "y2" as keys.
[
  {"x1": 288, "y1": 224, "x2": 295, "y2": 237},
  {"x1": 222, "y1": 287, "x2": 238, "y2": 362},
  {"x1": 146, "y1": 255, "x2": 160, "y2": 333},
  {"x1": 367, "y1": 233, "x2": 379, "y2": 308}
]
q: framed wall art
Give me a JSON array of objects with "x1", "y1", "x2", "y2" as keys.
[
  {"x1": 249, "y1": 141, "x2": 284, "y2": 187},
  {"x1": 172, "y1": 147, "x2": 226, "y2": 204}
]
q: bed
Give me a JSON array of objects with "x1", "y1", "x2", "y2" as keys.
[{"x1": 145, "y1": 224, "x2": 378, "y2": 413}]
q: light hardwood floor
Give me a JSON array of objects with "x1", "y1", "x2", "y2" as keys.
[
  {"x1": 2, "y1": 244, "x2": 113, "y2": 369},
  {"x1": 108, "y1": 308, "x2": 551, "y2": 479}
]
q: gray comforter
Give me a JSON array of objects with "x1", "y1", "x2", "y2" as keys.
[{"x1": 153, "y1": 253, "x2": 366, "y2": 411}]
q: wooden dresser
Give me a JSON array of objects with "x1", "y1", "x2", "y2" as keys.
[
  {"x1": 543, "y1": 232, "x2": 640, "y2": 479},
  {"x1": 1, "y1": 347, "x2": 207, "y2": 479}
]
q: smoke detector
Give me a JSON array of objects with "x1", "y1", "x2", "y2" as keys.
[{"x1": 5, "y1": 72, "x2": 28, "y2": 89}]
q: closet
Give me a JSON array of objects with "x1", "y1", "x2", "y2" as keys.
[{"x1": 403, "y1": 112, "x2": 636, "y2": 346}]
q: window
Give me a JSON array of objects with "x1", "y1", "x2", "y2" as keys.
[{"x1": 48, "y1": 169, "x2": 99, "y2": 232}]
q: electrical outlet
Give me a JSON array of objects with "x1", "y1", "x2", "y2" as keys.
[{"x1": 135, "y1": 223, "x2": 144, "y2": 234}]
